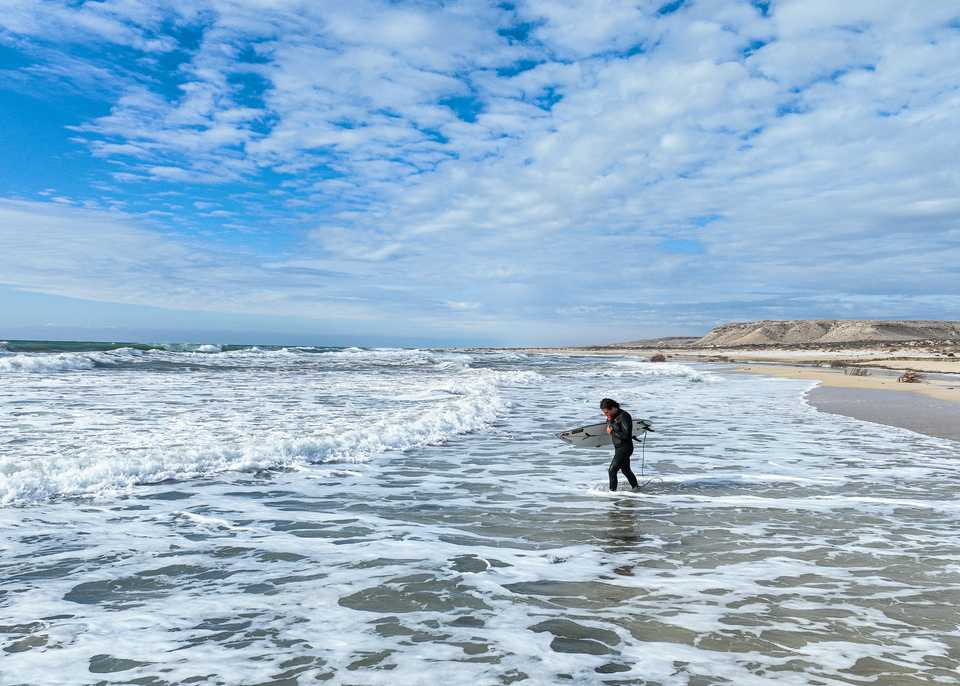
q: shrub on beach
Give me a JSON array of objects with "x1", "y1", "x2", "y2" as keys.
[
  {"x1": 649, "y1": 353, "x2": 666, "y2": 362},
  {"x1": 846, "y1": 368, "x2": 870, "y2": 376},
  {"x1": 898, "y1": 371, "x2": 925, "y2": 383}
]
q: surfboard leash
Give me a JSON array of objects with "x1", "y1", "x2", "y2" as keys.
[{"x1": 634, "y1": 430, "x2": 663, "y2": 489}]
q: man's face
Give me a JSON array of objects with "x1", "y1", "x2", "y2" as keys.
[{"x1": 601, "y1": 407, "x2": 616, "y2": 419}]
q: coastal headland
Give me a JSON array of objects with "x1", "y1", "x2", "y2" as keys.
[{"x1": 467, "y1": 319, "x2": 960, "y2": 441}]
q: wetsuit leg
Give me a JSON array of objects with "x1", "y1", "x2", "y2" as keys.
[{"x1": 608, "y1": 445, "x2": 638, "y2": 491}]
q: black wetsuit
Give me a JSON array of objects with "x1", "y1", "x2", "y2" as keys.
[{"x1": 607, "y1": 409, "x2": 638, "y2": 491}]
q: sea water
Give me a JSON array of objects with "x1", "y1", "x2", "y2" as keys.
[{"x1": 1, "y1": 344, "x2": 958, "y2": 685}]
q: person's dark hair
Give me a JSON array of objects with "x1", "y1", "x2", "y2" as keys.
[{"x1": 600, "y1": 398, "x2": 619, "y2": 411}]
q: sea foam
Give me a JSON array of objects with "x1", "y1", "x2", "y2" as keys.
[
  {"x1": 0, "y1": 352, "x2": 103, "y2": 373},
  {"x1": 0, "y1": 350, "x2": 534, "y2": 506},
  {"x1": 2, "y1": 350, "x2": 960, "y2": 685}
]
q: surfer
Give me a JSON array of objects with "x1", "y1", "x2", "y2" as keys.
[{"x1": 601, "y1": 398, "x2": 639, "y2": 492}]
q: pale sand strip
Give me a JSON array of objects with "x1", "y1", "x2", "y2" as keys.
[{"x1": 734, "y1": 364, "x2": 960, "y2": 403}]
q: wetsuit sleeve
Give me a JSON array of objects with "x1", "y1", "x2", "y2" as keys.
[{"x1": 609, "y1": 411, "x2": 632, "y2": 443}]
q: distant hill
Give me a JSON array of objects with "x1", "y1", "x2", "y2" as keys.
[
  {"x1": 597, "y1": 336, "x2": 700, "y2": 348},
  {"x1": 693, "y1": 319, "x2": 960, "y2": 347}
]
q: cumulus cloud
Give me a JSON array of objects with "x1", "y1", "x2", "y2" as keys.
[{"x1": 1, "y1": 0, "x2": 959, "y2": 344}]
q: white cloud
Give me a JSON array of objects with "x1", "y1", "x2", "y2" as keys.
[
  {"x1": 2, "y1": 0, "x2": 960, "y2": 344},
  {"x1": 0, "y1": 199, "x2": 348, "y2": 317}
]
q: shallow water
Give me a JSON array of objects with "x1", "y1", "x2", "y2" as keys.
[{"x1": 2, "y1": 347, "x2": 958, "y2": 685}]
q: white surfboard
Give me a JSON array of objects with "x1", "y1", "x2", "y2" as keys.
[{"x1": 556, "y1": 419, "x2": 653, "y2": 448}]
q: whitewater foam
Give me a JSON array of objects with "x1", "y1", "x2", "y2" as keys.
[
  {"x1": 3, "y1": 349, "x2": 960, "y2": 685},
  {"x1": 0, "y1": 351, "x2": 105, "y2": 373},
  {"x1": 0, "y1": 351, "x2": 535, "y2": 506}
]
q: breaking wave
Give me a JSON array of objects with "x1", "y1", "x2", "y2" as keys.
[{"x1": 0, "y1": 358, "x2": 537, "y2": 506}]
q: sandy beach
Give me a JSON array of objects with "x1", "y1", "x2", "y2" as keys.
[
  {"x1": 733, "y1": 364, "x2": 960, "y2": 442},
  {"x1": 732, "y1": 362, "x2": 960, "y2": 401},
  {"x1": 480, "y1": 341, "x2": 960, "y2": 443}
]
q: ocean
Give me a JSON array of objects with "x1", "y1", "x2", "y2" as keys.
[{"x1": 1, "y1": 343, "x2": 958, "y2": 685}]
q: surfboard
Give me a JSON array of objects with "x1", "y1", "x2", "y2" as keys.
[{"x1": 556, "y1": 419, "x2": 653, "y2": 448}]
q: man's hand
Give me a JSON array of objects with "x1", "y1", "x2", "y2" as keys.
[{"x1": 607, "y1": 426, "x2": 613, "y2": 434}]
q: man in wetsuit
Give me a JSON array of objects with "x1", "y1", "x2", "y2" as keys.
[{"x1": 601, "y1": 398, "x2": 638, "y2": 492}]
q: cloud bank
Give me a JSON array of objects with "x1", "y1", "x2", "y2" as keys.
[{"x1": 1, "y1": 0, "x2": 958, "y2": 344}]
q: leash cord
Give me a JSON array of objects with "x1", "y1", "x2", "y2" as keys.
[
  {"x1": 640, "y1": 430, "x2": 646, "y2": 476},
  {"x1": 637, "y1": 430, "x2": 662, "y2": 489}
]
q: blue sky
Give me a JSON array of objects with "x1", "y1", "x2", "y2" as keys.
[{"x1": 1, "y1": 0, "x2": 959, "y2": 347}]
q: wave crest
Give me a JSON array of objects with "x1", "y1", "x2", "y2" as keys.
[
  {"x1": 0, "y1": 365, "x2": 533, "y2": 506},
  {"x1": 0, "y1": 352, "x2": 104, "y2": 373}
]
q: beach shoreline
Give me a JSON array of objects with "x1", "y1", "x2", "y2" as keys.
[
  {"x1": 483, "y1": 344, "x2": 960, "y2": 375},
  {"x1": 804, "y1": 386, "x2": 960, "y2": 443},
  {"x1": 731, "y1": 363, "x2": 960, "y2": 402},
  {"x1": 731, "y1": 365, "x2": 960, "y2": 443},
  {"x1": 470, "y1": 344, "x2": 960, "y2": 397},
  {"x1": 461, "y1": 344, "x2": 960, "y2": 442}
]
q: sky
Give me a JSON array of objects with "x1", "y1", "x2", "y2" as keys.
[{"x1": 1, "y1": 0, "x2": 959, "y2": 347}]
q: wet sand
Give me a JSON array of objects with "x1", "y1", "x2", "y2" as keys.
[
  {"x1": 734, "y1": 365, "x2": 960, "y2": 443},
  {"x1": 806, "y1": 386, "x2": 960, "y2": 443}
]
